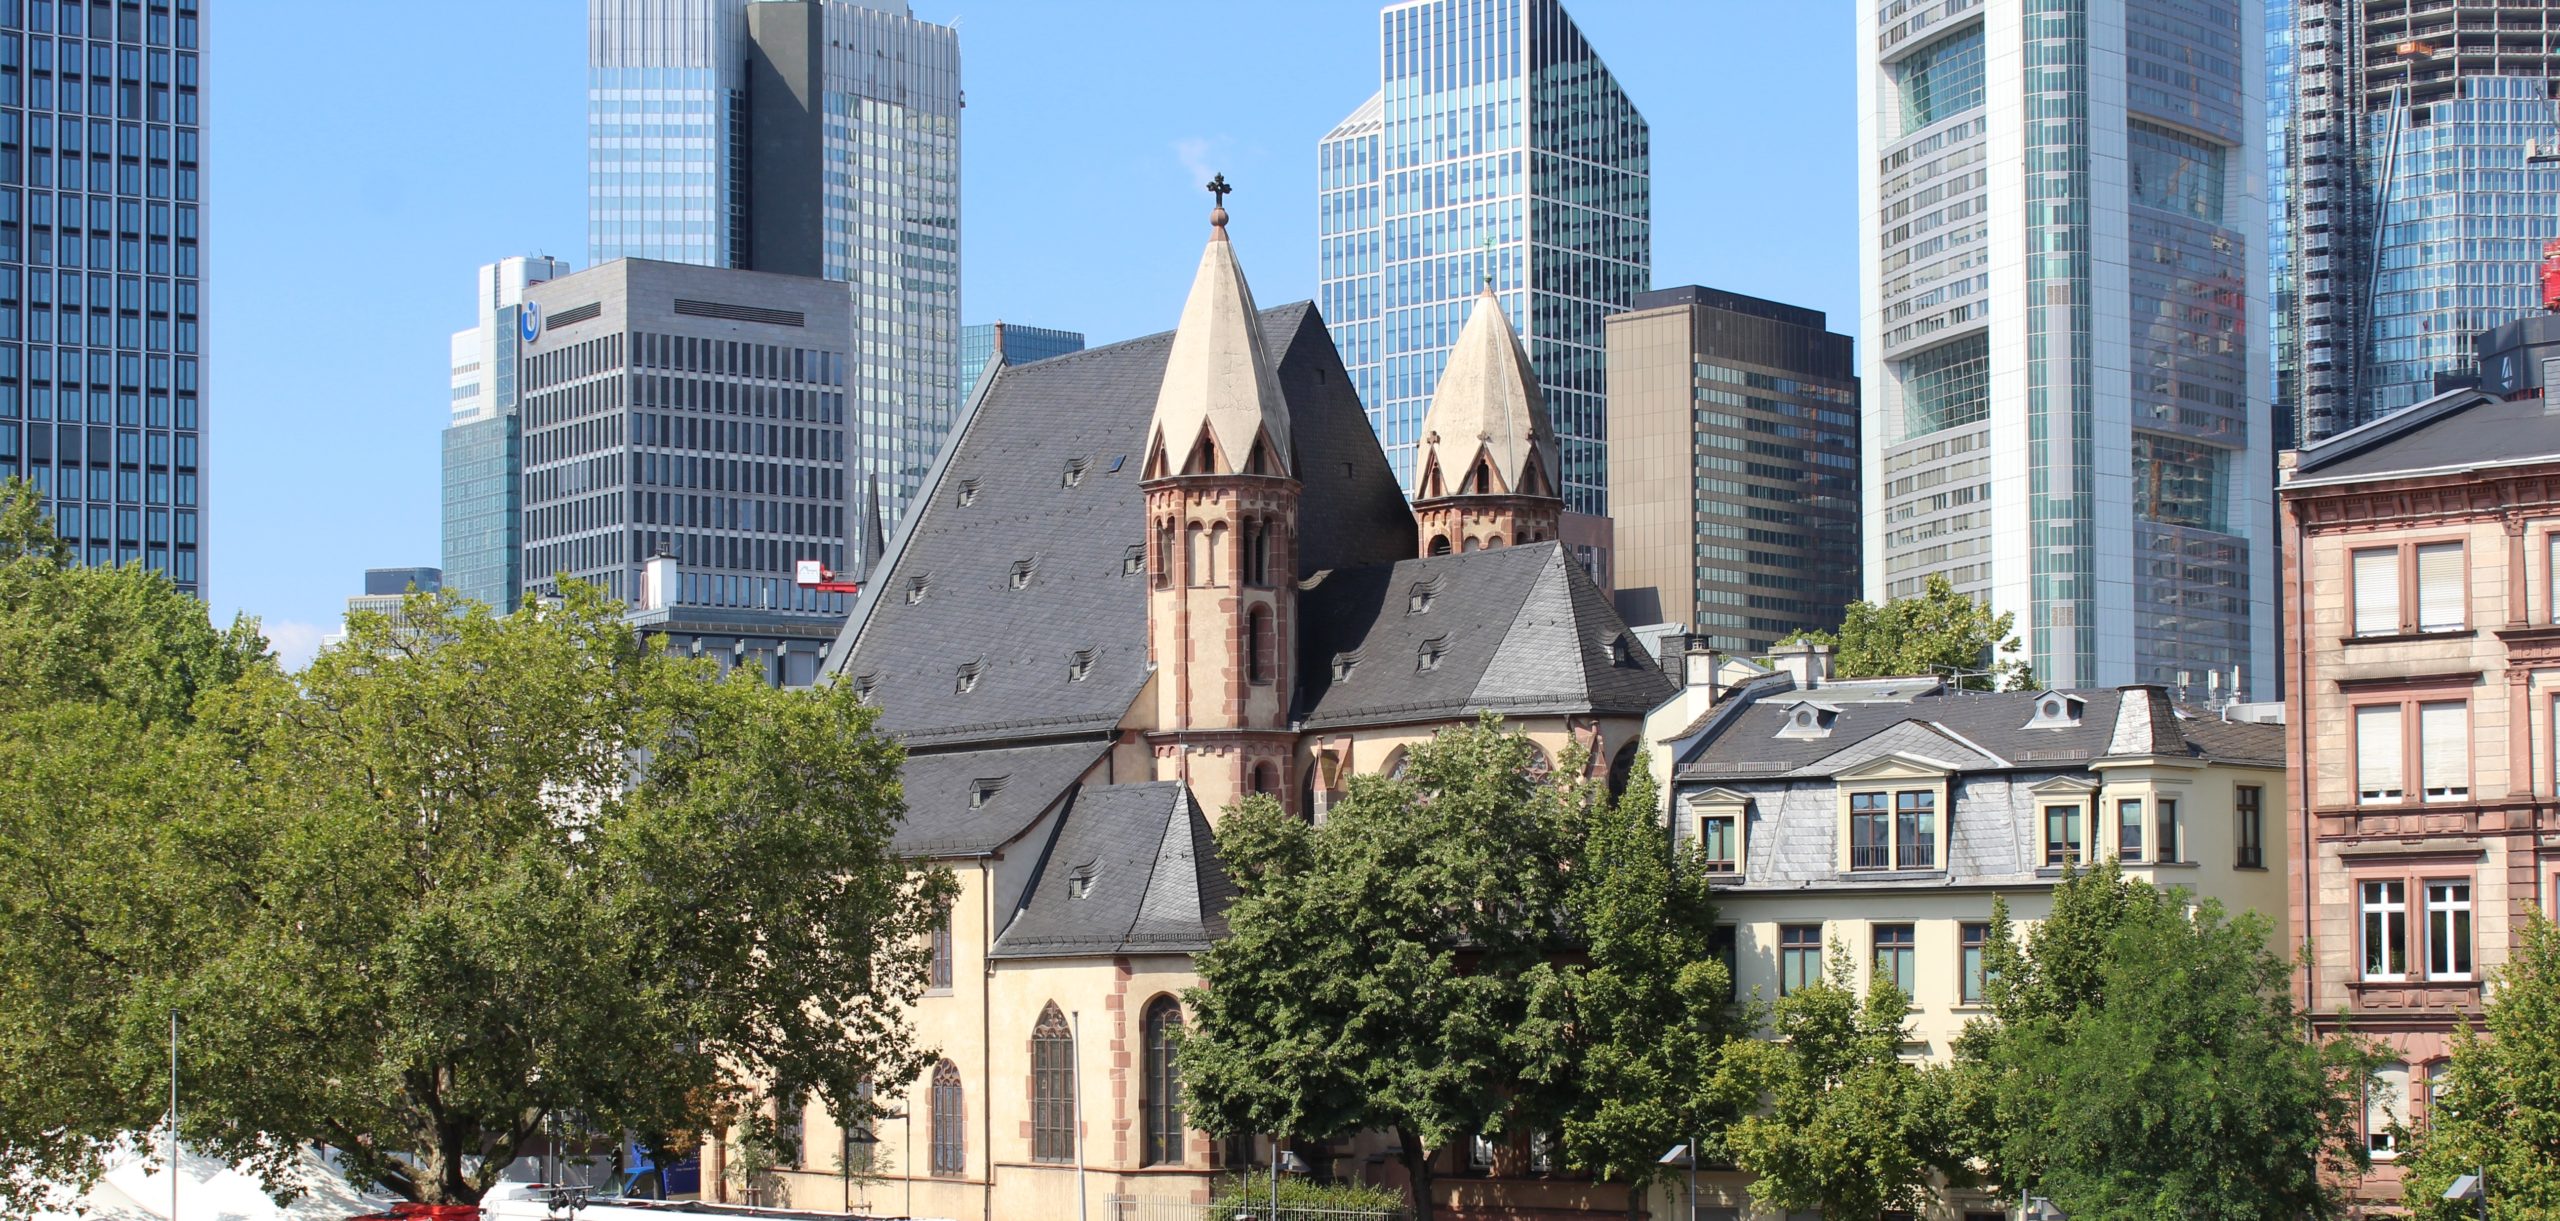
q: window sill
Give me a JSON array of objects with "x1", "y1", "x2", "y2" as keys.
[
  {"x1": 2346, "y1": 629, "x2": 2472, "y2": 645},
  {"x1": 2128, "y1": 859, "x2": 2198, "y2": 869}
]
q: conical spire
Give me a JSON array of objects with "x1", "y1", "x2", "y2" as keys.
[
  {"x1": 1415, "y1": 288, "x2": 1557, "y2": 500},
  {"x1": 1147, "y1": 182, "x2": 1292, "y2": 478}
]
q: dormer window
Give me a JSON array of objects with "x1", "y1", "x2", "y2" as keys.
[
  {"x1": 1063, "y1": 458, "x2": 1089, "y2": 488},
  {"x1": 1332, "y1": 650, "x2": 1361, "y2": 683},
  {"x1": 1686, "y1": 788, "x2": 1751, "y2": 877},
  {"x1": 1123, "y1": 544, "x2": 1147, "y2": 577},
  {"x1": 1408, "y1": 576, "x2": 1441, "y2": 614},
  {"x1": 2024, "y1": 691, "x2": 2085, "y2": 730},
  {"x1": 1067, "y1": 867, "x2": 1097, "y2": 900},
  {"x1": 906, "y1": 574, "x2": 929, "y2": 604},
  {"x1": 1010, "y1": 559, "x2": 1035, "y2": 590},
  {"x1": 1775, "y1": 702, "x2": 1841, "y2": 739},
  {"x1": 852, "y1": 672, "x2": 878, "y2": 704},
  {"x1": 955, "y1": 660, "x2": 984, "y2": 694},
  {"x1": 969, "y1": 776, "x2": 1007, "y2": 809},
  {"x1": 957, "y1": 478, "x2": 981, "y2": 507},
  {"x1": 1610, "y1": 634, "x2": 1635, "y2": 667},
  {"x1": 1417, "y1": 635, "x2": 1449, "y2": 673},
  {"x1": 1068, "y1": 648, "x2": 1095, "y2": 682}
]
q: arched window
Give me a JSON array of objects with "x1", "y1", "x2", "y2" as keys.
[
  {"x1": 1251, "y1": 761, "x2": 1279, "y2": 796},
  {"x1": 1141, "y1": 997, "x2": 1186, "y2": 1166},
  {"x1": 1031, "y1": 1003, "x2": 1075, "y2": 1163},
  {"x1": 1428, "y1": 534, "x2": 1452, "y2": 556},
  {"x1": 1484, "y1": 534, "x2": 1505, "y2": 549},
  {"x1": 1186, "y1": 434, "x2": 1219, "y2": 475},
  {"x1": 1154, "y1": 519, "x2": 1174, "y2": 588},
  {"x1": 1467, "y1": 456, "x2": 1495, "y2": 494},
  {"x1": 930, "y1": 1060, "x2": 964, "y2": 1177},
  {"x1": 1382, "y1": 746, "x2": 1411, "y2": 780},
  {"x1": 1608, "y1": 741, "x2": 1639, "y2": 800},
  {"x1": 1185, "y1": 523, "x2": 1206, "y2": 586},
  {"x1": 1246, "y1": 604, "x2": 1273, "y2": 685},
  {"x1": 1243, "y1": 518, "x2": 1269, "y2": 586},
  {"x1": 1208, "y1": 521, "x2": 1231, "y2": 585},
  {"x1": 1462, "y1": 535, "x2": 1481, "y2": 553}
]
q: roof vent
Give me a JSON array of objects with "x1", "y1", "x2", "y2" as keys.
[
  {"x1": 1417, "y1": 634, "x2": 1450, "y2": 672},
  {"x1": 906, "y1": 574, "x2": 929, "y2": 604},
  {"x1": 1063, "y1": 458, "x2": 1089, "y2": 488},
  {"x1": 957, "y1": 478, "x2": 981, "y2": 507},
  {"x1": 969, "y1": 776, "x2": 1007, "y2": 809},
  {"x1": 1331, "y1": 650, "x2": 1362, "y2": 683},
  {"x1": 955, "y1": 660, "x2": 984, "y2": 694},
  {"x1": 1408, "y1": 575, "x2": 1442, "y2": 614},
  {"x1": 1068, "y1": 648, "x2": 1096, "y2": 682},
  {"x1": 1009, "y1": 558, "x2": 1035, "y2": 590},
  {"x1": 1123, "y1": 544, "x2": 1146, "y2": 576}
]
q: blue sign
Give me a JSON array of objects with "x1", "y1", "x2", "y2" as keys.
[{"x1": 520, "y1": 302, "x2": 542, "y2": 346}]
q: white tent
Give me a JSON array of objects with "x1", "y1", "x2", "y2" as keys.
[{"x1": 27, "y1": 1141, "x2": 389, "y2": 1221}]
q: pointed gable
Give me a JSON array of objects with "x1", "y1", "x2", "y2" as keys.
[
  {"x1": 1147, "y1": 224, "x2": 1293, "y2": 477},
  {"x1": 1415, "y1": 288, "x2": 1557, "y2": 498}
]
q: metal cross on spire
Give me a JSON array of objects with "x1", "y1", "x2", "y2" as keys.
[{"x1": 1207, "y1": 173, "x2": 1233, "y2": 231}]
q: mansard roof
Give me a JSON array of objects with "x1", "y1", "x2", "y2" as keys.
[
  {"x1": 2288, "y1": 386, "x2": 2555, "y2": 484},
  {"x1": 990, "y1": 782, "x2": 1235, "y2": 960},
  {"x1": 1295, "y1": 541, "x2": 1674, "y2": 729},
  {"x1": 1675, "y1": 685, "x2": 2281, "y2": 783},
  {"x1": 827, "y1": 302, "x2": 1412, "y2": 747}
]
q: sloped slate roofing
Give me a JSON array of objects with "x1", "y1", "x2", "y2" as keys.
[
  {"x1": 828, "y1": 303, "x2": 1411, "y2": 746},
  {"x1": 1295, "y1": 541, "x2": 1674, "y2": 728},
  {"x1": 891, "y1": 739, "x2": 1109, "y2": 857},
  {"x1": 2290, "y1": 386, "x2": 2547, "y2": 482},
  {"x1": 990, "y1": 782, "x2": 1234, "y2": 960},
  {"x1": 1677, "y1": 686, "x2": 2283, "y2": 781}
]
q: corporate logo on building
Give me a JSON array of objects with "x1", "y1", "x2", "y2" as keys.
[{"x1": 520, "y1": 302, "x2": 542, "y2": 347}]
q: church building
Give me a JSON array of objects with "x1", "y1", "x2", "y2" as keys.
[{"x1": 735, "y1": 197, "x2": 1674, "y2": 1220}]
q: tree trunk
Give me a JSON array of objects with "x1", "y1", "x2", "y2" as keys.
[{"x1": 1396, "y1": 1127, "x2": 1435, "y2": 1221}]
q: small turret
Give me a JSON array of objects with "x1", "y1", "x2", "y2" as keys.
[{"x1": 1412, "y1": 287, "x2": 1562, "y2": 554}]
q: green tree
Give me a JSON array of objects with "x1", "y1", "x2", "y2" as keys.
[
  {"x1": 1516, "y1": 755, "x2": 1747, "y2": 1215},
  {"x1": 1180, "y1": 717, "x2": 1569, "y2": 1221},
  {"x1": 1719, "y1": 945, "x2": 1954, "y2": 1219},
  {"x1": 1955, "y1": 862, "x2": 2375, "y2": 1218},
  {"x1": 0, "y1": 568, "x2": 953, "y2": 1207},
  {"x1": 2402, "y1": 912, "x2": 2560, "y2": 1219},
  {"x1": 1788, "y1": 572, "x2": 2032, "y2": 690}
]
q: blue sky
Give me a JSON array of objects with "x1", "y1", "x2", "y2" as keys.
[{"x1": 210, "y1": 1, "x2": 1856, "y2": 666}]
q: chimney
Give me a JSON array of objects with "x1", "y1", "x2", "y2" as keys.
[
  {"x1": 1768, "y1": 640, "x2": 1832, "y2": 690},
  {"x1": 1684, "y1": 637, "x2": 1722, "y2": 698},
  {"x1": 639, "y1": 553, "x2": 679, "y2": 612}
]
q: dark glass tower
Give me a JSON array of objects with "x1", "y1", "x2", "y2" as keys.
[{"x1": 0, "y1": 0, "x2": 207, "y2": 594}]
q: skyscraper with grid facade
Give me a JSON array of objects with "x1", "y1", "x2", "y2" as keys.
[
  {"x1": 1317, "y1": 0, "x2": 1648, "y2": 516},
  {"x1": 0, "y1": 0, "x2": 208, "y2": 596},
  {"x1": 588, "y1": 0, "x2": 958, "y2": 562},
  {"x1": 1858, "y1": 0, "x2": 2274, "y2": 698}
]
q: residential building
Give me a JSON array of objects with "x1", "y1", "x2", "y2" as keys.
[
  {"x1": 2280, "y1": 386, "x2": 2560, "y2": 1209},
  {"x1": 1605, "y1": 285, "x2": 1861, "y2": 650},
  {"x1": 519, "y1": 258, "x2": 856, "y2": 686},
  {"x1": 0, "y1": 0, "x2": 209, "y2": 595},
  {"x1": 957, "y1": 320, "x2": 1083, "y2": 393},
  {"x1": 442, "y1": 256, "x2": 569, "y2": 611},
  {"x1": 1316, "y1": 0, "x2": 1649, "y2": 516},
  {"x1": 1644, "y1": 640, "x2": 2286, "y2": 1218},
  {"x1": 1858, "y1": 0, "x2": 2274, "y2": 697},
  {"x1": 745, "y1": 203, "x2": 1671, "y2": 1221},
  {"x1": 2272, "y1": 0, "x2": 2560, "y2": 444},
  {"x1": 588, "y1": 0, "x2": 961, "y2": 559}
]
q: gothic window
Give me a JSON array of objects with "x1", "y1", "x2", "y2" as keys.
[
  {"x1": 1207, "y1": 521, "x2": 1230, "y2": 585},
  {"x1": 1031, "y1": 1003, "x2": 1075, "y2": 1163},
  {"x1": 929, "y1": 1060, "x2": 964, "y2": 1177},
  {"x1": 1154, "y1": 520, "x2": 1173, "y2": 588},
  {"x1": 1141, "y1": 997, "x2": 1186, "y2": 1166},
  {"x1": 1467, "y1": 456, "x2": 1494, "y2": 494},
  {"x1": 928, "y1": 914, "x2": 953, "y2": 989},
  {"x1": 1247, "y1": 605, "x2": 1274, "y2": 685},
  {"x1": 1185, "y1": 523, "x2": 1206, "y2": 586},
  {"x1": 1186, "y1": 434, "x2": 1218, "y2": 475},
  {"x1": 1251, "y1": 761, "x2": 1279, "y2": 796}
]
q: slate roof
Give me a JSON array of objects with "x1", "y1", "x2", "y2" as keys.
[
  {"x1": 2290, "y1": 386, "x2": 2560, "y2": 483},
  {"x1": 891, "y1": 739, "x2": 1110, "y2": 857},
  {"x1": 1294, "y1": 541, "x2": 1675, "y2": 729},
  {"x1": 1676, "y1": 685, "x2": 2281, "y2": 781},
  {"x1": 990, "y1": 782, "x2": 1235, "y2": 960},
  {"x1": 827, "y1": 302, "x2": 1411, "y2": 747}
]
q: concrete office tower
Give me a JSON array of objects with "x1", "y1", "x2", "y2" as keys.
[
  {"x1": 2272, "y1": 0, "x2": 2560, "y2": 444},
  {"x1": 587, "y1": 0, "x2": 960, "y2": 564},
  {"x1": 0, "y1": 2, "x2": 209, "y2": 595},
  {"x1": 442, "y1": 256, "x2": 570, "y2": 611},
  {"x1": 518, "y1": 258, "x2": 855, "y2": 685},
  {"x1": 958, "y1": 321, "x2": 1084, "y2": 392},
  {"x1": 1857, "y1": 0, "x2": 2274, "y2": 697},
  {"x1": 1607, "y1": 286, "x2": 1861, "y2": 652},
  {"x1": 1317, "y1": 0, "x2": 1648, "y2": 515}
]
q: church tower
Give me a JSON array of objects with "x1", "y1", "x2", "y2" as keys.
[
  {"x1": 1141, "y1": 182, "x2": 1300, "y2": 817},
  {"x1": 1411, "y1": 287, "x2": 1563, "y2": 555}
]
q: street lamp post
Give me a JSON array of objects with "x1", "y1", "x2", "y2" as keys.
[
  {"x1": 1656, "y1": 1141, "x2": 1696, "y2": 1221},
  {"x1": 2446, "y1": 1170, "x2": 2486, "y2": 1220},
  {"x1": 2022, "y1": 1198, "x2": 2069, "y2": 1221}
]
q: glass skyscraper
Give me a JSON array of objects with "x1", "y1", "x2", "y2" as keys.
[
  {"x1": 958, "y1": 320, "x2": 1083, "y2": 393},
  {"x1": 442, "y1": 256, "x2": 568, "y2": 611},
  {"x1": 588, "y1": 0, "x2": 959, "y2": 559},
  {"x1": 2273, "y1": 0, "x2": 2560, "y2": 443},
  {"x1": 0, "y1": 0, "x2": 207, "y2": 595},
  {"x1": 1859, "y1": 0, "x2": 2274, "y2": 697},
  {"x1": 1318, "y1": 0, "x2": 1648, "y2": 515}
]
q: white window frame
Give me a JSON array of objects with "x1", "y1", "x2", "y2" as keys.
[
  {"x1": 2352, "y1": 546, "x2": 2401, "y2": 637},
  {"x1": 2116, "y1": 797, "x2": 2145, "y2": 860},
  {"x1": 2367, "y1": 1061, "x2": 2409, "y2": 1158},
  {"x1": 1698, "y1": 813, "x2": 1738, "y2": 873},
  {"x1": 2425, "y1": 879, "x2": 2473, "y2": 981},
  {"x1": 2414, "y1": 542, "x2": 2466, "y2": 632},
  {"x1": 2361, "y1": 879, "x2": 2409, "y2": 981}
]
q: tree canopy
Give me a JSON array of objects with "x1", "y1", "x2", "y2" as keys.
[
  {"x1": 2402, "y1": 912, "x2": 2560, "y2": 1219},
  {"x1": 0, "y1": 483, "x2": 951, "y2": 1208},
  {"x1": 1952, "y1": 862, "x2": 2375, "y2": 1218},
  {"x1": 1788, "y1": 572, "x2": 2033, "y2": 690}
]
